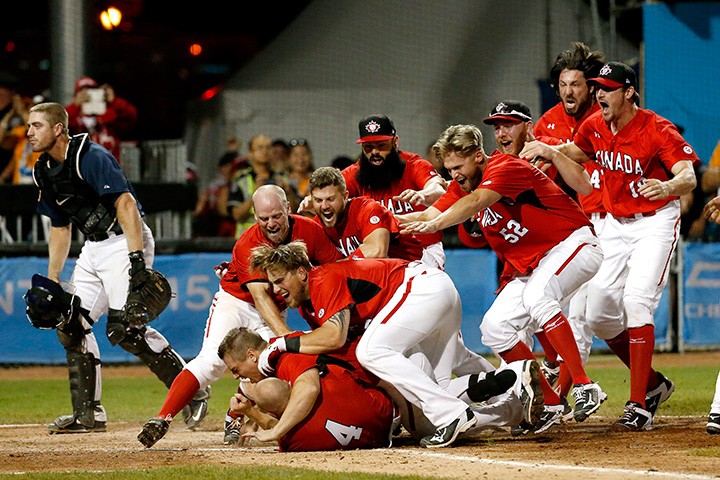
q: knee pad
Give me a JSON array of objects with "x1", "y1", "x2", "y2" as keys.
[
  {"x1": 106, "y1": 308, "x2": 129, "y2": 347},
  {"x1": 57, "y1": 312, "x2": 89, "y2": 353}
]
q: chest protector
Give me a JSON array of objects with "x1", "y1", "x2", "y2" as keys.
[{"x1": 33, "y1": 134, "x2": 118, "y2": 236}]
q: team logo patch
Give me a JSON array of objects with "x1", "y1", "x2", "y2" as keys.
[
  {"x1": 496, "y1": 102, "x2": 507, "y2": 112},
  {"x1": 365, "y1": 120, "x2": 381, "y2": 133},
  {"x1": 482, "y1": 180, "x2": 492, "y2": 185},
  {"x1": 318, "y1": 308, "x2": 325, "y2": 318},
  {"x1": 369, "y1": 215, "x2": 380, "y2": 225},
  {"x1": 599, "y1": 63, "x2": 612, "y2": 76},
  {"x1": 683, "y1": 145, "x2": 693, "y2": 155}
]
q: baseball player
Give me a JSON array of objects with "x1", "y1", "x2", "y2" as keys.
[
  {"x1": 248, "y1": 241, "x2": 535, "y2": 447},
  {"x1": 521, "y1": 62, "x2": 697, "y2": 430},
  {"x1": 307, "y1": 166, "x2": 423, "y2": 261},
  {"x1": 700, "y1": 196, "x2": 720, "y2": 434},
  {"x1": 137, "y1": 185, "x2": 342, "y2": 448},
  {"x1": 218, "y1": 327, "x2": 395, "y2": 451},
  {"x1": 338, "y1": 114, "x2": 447, "y2": 268},
  {"x1": 400, "y1": 124, "x2": 607, "y2": 433},
  {"x1": 532, "y1": 42, "x2": 607, "y2": 395},
  {"x1": 24, "y1": 103, "x2": 196, "y2": 434}
]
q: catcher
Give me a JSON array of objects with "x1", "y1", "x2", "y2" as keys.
[{"x1": 24, "y1": 102, "x2": 208, "y2": 434}]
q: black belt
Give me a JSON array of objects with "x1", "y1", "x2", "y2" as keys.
[{"x1": 86, "y1": 223, "x2": 123, "y2": 242}]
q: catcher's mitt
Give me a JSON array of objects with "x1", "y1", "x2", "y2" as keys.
[{"x1": 125, "y1": 269, "x2": 172, "y2": 324}]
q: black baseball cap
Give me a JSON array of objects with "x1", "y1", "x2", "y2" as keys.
[
  {"x1": 483, "y1": 100, "x2": 532, "y2": 125},
  {"x1": 587, "y1": 62, "x2": 637, "y2": 90},
  {"x1": 357, "y1": 114, "x2": 396, "y2": 144}
]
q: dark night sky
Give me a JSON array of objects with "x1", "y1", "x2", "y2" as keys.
[{"x1": 1, "y1": 0, "x2": 312, "y2": 141}]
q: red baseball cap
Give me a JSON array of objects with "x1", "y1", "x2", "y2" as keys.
[
  {"x1": 587, "y1": 62, "x2": 637, "y2": 90},
  {"x1": 74, "y1": 76, "x2": 98, "y2": 93}
]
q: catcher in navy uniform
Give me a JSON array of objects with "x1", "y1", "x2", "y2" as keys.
[{"x1": 23, "y1": 102, "x2": 208, "y2": 433}]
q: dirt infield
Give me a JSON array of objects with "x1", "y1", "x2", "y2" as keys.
[{"x1": 2, "y1": 354, "x2": 719, "y2": 480}]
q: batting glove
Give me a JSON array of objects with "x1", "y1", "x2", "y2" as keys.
[
  {"x1": 258, "y1": 337, "x2": 287, "y2": 376},
  {"x1": 214, "y1": 261, "x2": 230, "y2": 280}
]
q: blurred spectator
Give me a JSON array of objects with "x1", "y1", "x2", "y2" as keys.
[
  {"x1": 0, "y1": 74, "x2": 33, "y2": 184},
  {"x1": 331, "y1": 155, "x2": 355, "y2": 170},
  {"x1": 702, "y1": 139, "x2": 720, "y2": 195},
  {"x1": 425, "y1": 141, "x2": 450, "y2": 180},
  {"x1": 227, "y1": 134, "x2": 288, "y2": 236},
  {"x1": 681, "y1": 163, "x2": 707, "y2": 240},
  {"x1": 287, "y1": 138, "x2": 315, "y2": 211},
  {"x1": 66, "y1": 76, "x2": 137, "y2": 163},
  {"x1": 271, "y1": 138, "x2": 290, "y2": 174},
  {"x1": 193, "y1": 152, "x2": 238, "y2": 237}
]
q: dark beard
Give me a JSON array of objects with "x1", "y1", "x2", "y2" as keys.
[{"x1": 356, "y1": 148, "x2": 406, "y2": 190}]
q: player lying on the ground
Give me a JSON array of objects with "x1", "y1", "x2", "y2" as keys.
[{"x1": 217, "y1": 327, "x2": 544, "y2": 450}]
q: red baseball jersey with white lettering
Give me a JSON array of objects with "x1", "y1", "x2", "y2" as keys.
[
  {"x1": 314, "y1": 196, "x2": 423, "y2": 261},
  {"x1": 535, "y1": 102, "x2": 604, "y2": 214},
  {"x1": 433, "y1": 154, "x2": 590, "y2": 283},
  {"x1": 220, "y1": 215, "x2": 342, "y2": 306},
  {"x1": 573, "y1": 109, "x2": 700, "y2": 217},
  {"x1": 342, "y1": 151, "x2": 443, "y2": 247},
  {"x1": 275, "y1": 353, "x2": 393, "y2": 452}
]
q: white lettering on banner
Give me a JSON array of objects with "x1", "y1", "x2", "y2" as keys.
[
  {"x1": 0, "y1": 281, "x2": 12, "y2": 315},
  {"x1": 686, "y1": 262, "x2": 720, "y2": 288},
  {"x1": 685, "y1": 303, "x2": 720, "y2": 318},
  {"x1": 168, "y1": 277, "x2": 179, "y2": 311},
  {"x1": 0, "y1": 280, "x2": 32, "y2": 315},
  {"x1": 186, "y1": 275, "x2": 213, "y2": 310}
]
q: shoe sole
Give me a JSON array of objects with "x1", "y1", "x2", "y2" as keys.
[
  {"x1": 48, "y1": 426, "x2": 107, "y2": 434},
  {"x1": 521, "y1": 361, "x2": 545, "y2": 426},
  {"x1": 423, "y1": 414, "x2": 477, "y2": 448}
]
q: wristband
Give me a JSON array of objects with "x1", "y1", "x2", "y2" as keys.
[{"x1": 285, "y1": 335, "x2": 301, "y2": 354}]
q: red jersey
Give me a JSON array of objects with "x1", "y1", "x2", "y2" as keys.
[
  {"x1": 275, "y1": 353, "x2": 393, "y2": 452},
  {"x1": 535, "y1": 102, "x2": 604, "y2": 214},
  {"x1": 314, "y1": 196, "x2": 423, "y2": 261},
  {"x1": 220, "y1": 215, "x2": 342, "y2": 306},
  {"x1": 342, "y1": 151, "x2": 443, "y2": 247},
  {"x1": 573, "y1": 109, "x2": 700, "y2": 218},
  {"x1": 433, "y1": 154, "x2": 590, "y2": 284}
]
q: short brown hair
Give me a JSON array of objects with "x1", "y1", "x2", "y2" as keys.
[
  {"x1": 217, "y1": 327, "x2": 267, "y2": 361},
  {"x1": 549, "y1": 42, "x2": 606, "y2": 95},
  {"x1": 308, "y1": 166, "x2": 346, "y2": 194},
  {"x1": 250, "y1": 241, "x2": 312, "y2": 275},
  {"x1": 29, "y1": 102, "x2": 69, "y2": 136},
  {"x1": 433, "y1": 124, "x2": 484, "y2": 160}
]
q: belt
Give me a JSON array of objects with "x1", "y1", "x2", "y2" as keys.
[
  {"x1": 589, "y1": 212, "x2": 607, "y2": 220},
  {"x1": 614, "y1": 210, "x2": 657, "y2": 222},
  {"x1": 86, "y1": 222, "x2": 123, "y2": 242}
]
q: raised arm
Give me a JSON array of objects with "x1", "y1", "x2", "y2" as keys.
[
  {"x1": 247, "y1": 282, "x2": 293, "y2": 336},
  {"x1": 401, "y1": 188, "x2": 501, "y2": 235}
]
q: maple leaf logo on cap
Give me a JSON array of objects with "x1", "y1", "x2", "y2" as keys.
[
  {"x1": 365, "y1": 120, "x2": 381, "y2": 133},
  {"x1": 496, "y1": 102, "x2": 507, "y2": 112},
  {"x1": 599, "y1": 64, "x2": 612, "y2": 76}
]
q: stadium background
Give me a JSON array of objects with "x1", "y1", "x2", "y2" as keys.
[{"x1": 1, "y1": 1, "x2": 720, "y2": 362}]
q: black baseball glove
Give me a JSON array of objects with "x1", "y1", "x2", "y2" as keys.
[{"x1": 125, "y1": 250, "x2": 172, "y2": 324}]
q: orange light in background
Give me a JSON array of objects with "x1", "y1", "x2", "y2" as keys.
[
  {"x1": 189, "y1": 44, "x2": 202, "y2": 56},
  {"x1": 100, "y1": 7, "x2": 122, "y2": 30},
  {"x1": 201, "y1": 85, "x2": 221, "y2": 101}
]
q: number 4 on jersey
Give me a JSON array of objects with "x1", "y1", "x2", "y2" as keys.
[{"x1": 325, "y1": 419, "x2": 363, "y2": 446}]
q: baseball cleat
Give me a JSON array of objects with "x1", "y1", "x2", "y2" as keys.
[
  {"x1": 47, "y1": 414, "x2": 106, "y2": 434},
  {"x1": 540, "y1": 359, "x2": 560, "y2": 389},
  {"x1": 707, "y1": 413, "x2": 720, "y2": 435},
  {"x1": 224, "y1": 410, "x2": 244, "y2": 445},
  {"x1": 420, "y1": 408, "x2": 476, "y2": 448},
  {"x1": 138, "y1": 417, "x2": 170, "y2": 447},
  {"x1": 613, "y1": 401, "x2": 653, "y2": 431},
  {"x1": 182, "y1": 386, "x2": 211, "y2": 429},
  {"x1": 533, "y1": 396, "x2": 573, "y2": 434},
  {"x1": 572, "y1": 382, "x2": 607, "y2": 422},
  {"x1": 645, "y1": 372, "x2": 674, "y2": 419},
  {"x1": 519, "y1": 360, "x2": 545, "y2": 427}
]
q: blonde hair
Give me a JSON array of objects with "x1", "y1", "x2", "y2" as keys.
[
  {"x1": 249, "y1": 240, "x2": 312, "y2": 275},
  {"x1": 217, "y1": 327, "x2": 267, "y2": 361},
  {"x1": 29, "y1": 102, "x2": 69, "y2": 136},
  {"x1": 433, "y1": 124, "x2": 484, "y2": 161}
]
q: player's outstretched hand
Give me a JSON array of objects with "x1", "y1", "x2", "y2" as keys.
[
  {"x1": 519, "y1": 140, "x2": 556, "y2": 164},
  {"x1": 297, "y1": 195, "x2": 315, "y2": 215},
  {"x1": 637, "y1": 178, "x2": 670, "y2": 201},
  {"x1": 400, "y1": 220, "x2": 440, "y2": 235},
  {"x1": 703, "y1": 197, "x2": 720, "y2": 224},
  {"x1": 393, "y1": 189, "x2": 425, "y2": 206},
  {"x1": 258, "y1": 337, "x2": 287, "y2": 376},
  {"x1": 214, "y1": 261, "x2": 230, "y2": 280},
  {"x1": 242, "y1": 426, "x2": 280, "y2": 443}
]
